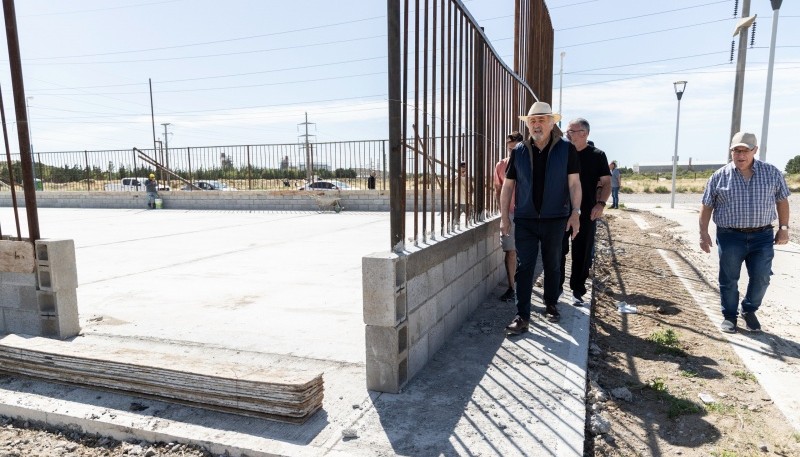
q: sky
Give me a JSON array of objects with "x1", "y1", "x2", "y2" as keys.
[{"x1": 0, "y1": 0, "x2": 798, "y2": 171}]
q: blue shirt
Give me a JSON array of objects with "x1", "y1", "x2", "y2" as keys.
[{"x1": 701, "y1": 160, "x2": 790, "y2": 228}]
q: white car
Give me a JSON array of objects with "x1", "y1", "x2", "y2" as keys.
[
  {"x1": 180, "y1": 180, "x2": 238, "y2": 191},
  {"x1": 300, "y1": 180, "x2": 357, "y2": 191}
]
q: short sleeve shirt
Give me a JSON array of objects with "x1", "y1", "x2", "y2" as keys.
[
  {"x1": 576, "y1": 145, "x2": 611, "y2": 214},
  {"x1": 495, "y1": 158, "x2": 515, "y2": 214},
  {"x1": 701, "y1": 160, "x2": 790, "y2": 228}
]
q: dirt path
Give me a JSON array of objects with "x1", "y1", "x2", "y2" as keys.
[{"x1": 587, "y1": 210, "x2": 800, "y2": 456}]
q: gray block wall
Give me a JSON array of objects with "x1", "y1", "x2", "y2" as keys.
[
  {"x1": 363, "y1": 218, "x2": 503, "y2": 392},
  {"x1": 0, "y1": 239, "x2": 80, "y2": 339}
]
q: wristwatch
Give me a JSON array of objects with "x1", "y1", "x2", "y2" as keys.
[
  {"x1": 779, "y1": 225, "x2": 789, "y2": 231},
  {"x1": 572, "y1": 208, "x2": 581, "y2": 215},
  {"x1": 597, "y1": 201, "x2": 606, "y2": 207}
]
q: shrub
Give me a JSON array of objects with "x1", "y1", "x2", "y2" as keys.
[
  {"x1": 654, "y1": 186, "x2": 670, "y2": 194},
  {"x1": 620, "y1": 186, "x2": 635, "y2": 194},
  {"x1": 643, "y1": 186, "x2": 652, "y2": 194}
]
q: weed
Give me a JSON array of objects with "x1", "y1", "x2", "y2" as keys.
[
  {"x1": 705, "y1": 402, "x2": 735, "y2": 414},
  {"x1": 668, "y1": 396, "x2": 702, "y2": 418},
  {"x1": 679, "y1": 369, "x2": 698, "y2": 378},
  {"x1": 647, "y1": 377, "x2": 667, "y2": 392},
  {"x1": 643, "y1": 186, "x2": 652, "y2": 193},
  {"x1": 793, "y1": 432, "x2": 800, "y2": 443},
  {"x1": 654, "y1": 186, "x2": 670, "y2": 194},
  {"x1": 732, "y1": 370, "x2": 757, "y2": 382},
  {"x1": 648, "y1": 329, "x2": 686, "y2": 356},
  {"x1": 711, "y1": 451, "x2": 738, "y2": 457}
]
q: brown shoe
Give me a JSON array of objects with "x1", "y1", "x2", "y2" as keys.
[
  {"x1": 544, "y1": 304, "x2": 561, "y2": 323},
  {"x1": 505, "y1": 315, "x2": 529, "y2": 335}
]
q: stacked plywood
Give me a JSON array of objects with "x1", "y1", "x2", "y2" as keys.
[{"x1": 0, "y1": 334, "x2": 323, "y2": 423}]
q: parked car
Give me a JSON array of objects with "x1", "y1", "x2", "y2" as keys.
[
  {"x1": 300, "y1": 180, "x2": 358, "y2": 191},
  {"x1": 104, "y1": 177, "x2": 170, "y2": 192},
  {"x1": 180, "y1": 180, "x2": 237, "y2": 191}
]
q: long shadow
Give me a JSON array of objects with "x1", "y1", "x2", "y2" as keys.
[
  {"x1": 367, "y1": 264, "x2": 590, "y2": 456},
  {"x1": 589, "y1": 219, "x2": 724, "y2": 456}
]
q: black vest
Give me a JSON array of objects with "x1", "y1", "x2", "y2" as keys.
[{"x1": 513, "y1": 138, "x2": 571, "y2": 219}]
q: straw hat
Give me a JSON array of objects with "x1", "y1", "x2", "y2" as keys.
[{"x1": 518, "y1": 101, "x2": 561, "y2": 123}]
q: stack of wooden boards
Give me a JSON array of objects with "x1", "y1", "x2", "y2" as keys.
[{"x1": 0, "y1": 334, "x2": 324, "y2": 424}]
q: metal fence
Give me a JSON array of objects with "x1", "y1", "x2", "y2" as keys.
[
  {"x1": 387, "y1": 0, "x2": 554, "y2": 251},
  {"x1": 0, "y1": 140, "x2": 390, "y2": 192}
]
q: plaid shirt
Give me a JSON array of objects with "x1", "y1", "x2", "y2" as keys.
[{"x1": 701, "y1": 159, "x2": 790, "y2": 228}]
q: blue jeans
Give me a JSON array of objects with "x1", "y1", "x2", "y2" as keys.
[
  {"x1": 611, "y1": 187, "x2": 620, "y2": 208},
  {"x1": 716, "y1": 227, "x2": 774, "y2": 321},
  {"x1": 514, "y1": 217, "x2": 568, "y2": 320}
]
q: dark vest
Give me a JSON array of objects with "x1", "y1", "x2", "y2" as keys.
[{"x1": 513, "y1": 138, "x2": 571, "y2": 219}]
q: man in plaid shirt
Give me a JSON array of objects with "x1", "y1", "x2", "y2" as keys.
[{"x1": 699, "y1": 131, "x2": 791, "y2": 334}]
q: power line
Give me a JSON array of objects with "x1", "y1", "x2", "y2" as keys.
[
  {"x1": 22, "y1": 0, "x2": 183, "y2": 17},
  {"x1": 556, "y1": 0, "x2": 728, "y2": 31},
  {"x1": 24, "y1": 16, "x2": 384, "y2": 60}
]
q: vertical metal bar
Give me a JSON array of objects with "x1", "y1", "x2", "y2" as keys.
[
  {"x1": 388, "y1": 0, "x2": 405, "y2": 251},
  {"x1": 439, "y1": 0, "x2": 446, "y2": 234},
  {"x1": 3, "y1": 0, "x2": 40, "y2": 240},
  {"x1": 0, "y1": 85, "x2": 21, "y2": 238},
  {"x1": 474, "y1": 34, "x2": 484, "y2": 220},
  {"x1": 413, "y1": 0, "x2": 420, "y2": 244},
  {"x1": 421, "y1": 0, "x2": 429, "y2": 242},
  {"x1": 84, "y1": 150, "x2": 90, "y2": 191},
  {"x1": 187, "y1": 147, "x2": 193, "y2": 186}
]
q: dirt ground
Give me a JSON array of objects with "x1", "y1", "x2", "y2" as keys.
[{"x1": 587, "y1": 210, "x2": 800, "y2": 457}]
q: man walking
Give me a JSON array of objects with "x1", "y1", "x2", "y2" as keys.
[
  {"x1": 495, "y1": 131, "x2": 523, "y2": 302},
  {"x1": 609, "y1": 161, "x2": 621, "y2": 209},
  {"x1": 500, "y1": 102, "x2": 581, "y2": 332},
  {"x1": 560, "y1": 118, "x2": 611, "y2": 306},
  {"x1": 699, "y1": 131, "x2": 790, "y2": 333}
]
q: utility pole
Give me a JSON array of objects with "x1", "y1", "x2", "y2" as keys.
[
  {"x1": 298, "y1": 112, "x2": 316, "y2": 183},
  {"x1": 729, "y1": 0, "x2": 753, "y2": 162},
  {"x1": 760, "y1": 0, "x2": 783, "y2": 162},
  {"x1": 161, "y1": 123, "x2": 171, "y2": 181}
]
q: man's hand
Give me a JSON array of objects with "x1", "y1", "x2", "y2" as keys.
[
  {"x1": 775, "y1": 228, "x2": 789, "y2": 245},
  {"x1": 699, "y1": 231, "x2": 713, "y2": 253},
  {"x1": 590, "y1": 203, "x2": 605, "y2": 221},
  {"x1": 567, "y1": 212, "x2": 580, "y2": 240},
  {"x1": 500, "y1": 216, "x2": 511, "y2": 237}
]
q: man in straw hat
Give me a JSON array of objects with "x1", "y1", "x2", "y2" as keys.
[
  {"x1": 499, "y1": 101, "x2": 582, "y2": 332},
  {"x1": 699, "y1": 131, "x2": 790, "y2": 334}
]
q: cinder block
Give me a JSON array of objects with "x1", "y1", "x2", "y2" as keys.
[
  {"x1": 39, "y1": 310, "x2": 80, "y2": 339},
  {"x1": 428, "y1": 319, "x2": 445, "y2": 357},
  {"x1": 3, "y1": 309, "x2": 41, "y2": 336},
  {"x1": 0, "y1": 240, "x2": 35, "y2": 273},
  {"x1": 365, "y1": 322, "x2": 408, "y2": 393},
  {"x1": 362, "y1": 252, "x2": 407, "y2": 327},
  {"x1": 0, "y1": 285, "x2": 21, "y2": 309},
  {"x1": 0, "y1": 271, "x2": 37, "y2": 287},
  {"x1": 0, "y1": 309, "x2": 5, "y2": 333},
  {"x1": 407, "y1": 334, "x2": 429, "y2": 378},
  {"x1": 408, "y1": 301, "x2": 437, "y2": 346},
  {"x1": 406, "y1": 273, "x2": 428, "y2": 313},
  {"x1": 34, "y1": 239, "x2": 78, "y2": 291},
  {"x1": 444, "y1": 308, "x2": 459, "y2": 337}
]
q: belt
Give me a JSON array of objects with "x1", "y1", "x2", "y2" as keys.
[{"x1": 728, "y1": 225, "x2": 772, "y2": 233}]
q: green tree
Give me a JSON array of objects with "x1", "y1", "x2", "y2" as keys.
[{"x1": 785, "y1": 155, "x2": 800, "y2": 174}]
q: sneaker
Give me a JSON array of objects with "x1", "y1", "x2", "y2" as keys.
[
  {"x1": 544, "y1": 304, "x2": 561, "y2": 323},
  {"x1": 572, "y1": 295, "x2": 586, "y2": 307},
  {"x1": 505, "y1": 315, "x2": 529, "y2": 335},
  {"x1": 741, "y1": 312, "x2": 761, "y2": 332},
  {"x1": 720, "y1": 319, "x2": 737, "y2": 334},
  {"x1": 499, "y1": 288, "x2": 515, "y2": 302}
]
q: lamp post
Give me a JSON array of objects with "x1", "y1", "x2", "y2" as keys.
[
  {"x1": 760, "y1": 0, "x2": 783, "y2": 162},
  {"x1": 558, "y1": 51, "x2": 565, "y2": 128},
  {"x1": 671, "y1": 81, "x2": 687, "y2": 209}
]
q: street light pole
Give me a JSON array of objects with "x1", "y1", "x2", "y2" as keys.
[
  {"x1": 760, "y1": 0, "x2": 783, "y2": 162},
  {"x1": 671, "y1": 81, "x2": 687, "y2": 209}
]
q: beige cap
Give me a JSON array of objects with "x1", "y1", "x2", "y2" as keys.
[{"x1": 730, "y1": 131, "x2": 757, "y2": 150}]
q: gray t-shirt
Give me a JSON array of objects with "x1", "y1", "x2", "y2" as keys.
[
  {"x1": 145, "y1": 179, "x2": 158, "y2": 193},
  {"x1": 611, "y1": 168, "x2": 621, "y2": 188}
]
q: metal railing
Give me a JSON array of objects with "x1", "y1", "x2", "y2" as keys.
[
  {"x1": 0, "y1": 140, "x2": 390, "y2": 192},
  {"x1": 387, "y1": 0, "x2": 554, "y2": 251}
]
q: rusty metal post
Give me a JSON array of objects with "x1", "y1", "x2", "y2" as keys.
[
  {"x1": 246, "y1": 145, "x2": 252, "y2": 190},
  {"x1": 3, "y1": 0, "x2": 40, "y2": 240},
  {"x1": 0, "y1": 85, "x2": 21, "y2": 238},
  {"x1": 388, "y1": 0, "x2": 405, "y2": 251},
  {"x1": 473, "y1": 32, "x2": 485, "y2": 220},
  {"x1": 84, "y1": 151, "x2": 91, "y2": 191}
]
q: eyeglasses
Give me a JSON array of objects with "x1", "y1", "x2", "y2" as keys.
[{"x1": 565, "y1": 129, "x2": 586, "y2": 135}]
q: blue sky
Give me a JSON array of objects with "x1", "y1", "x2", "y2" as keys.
[{"x1": 1, "y1": 0, "x2": 798, "y2": 170}]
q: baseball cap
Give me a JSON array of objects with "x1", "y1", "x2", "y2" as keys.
[{"x1": 729, "y1": 132, "x2": 757, "y2": 150}]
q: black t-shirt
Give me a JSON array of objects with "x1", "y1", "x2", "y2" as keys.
[
  {"x1": 576, "y1": 144, "x2": 611, "y2": 214},
  {"x1": 506, "y1": 136, "x2": 581, "y2": 212}
]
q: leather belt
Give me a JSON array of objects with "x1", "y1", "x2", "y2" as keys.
[{"x1": 728, "y1": 225, "x2": 772, "y2": 233}]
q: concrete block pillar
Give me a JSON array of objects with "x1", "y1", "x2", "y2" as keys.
[
  {"x1": 34, "y1": 239, "x2": 80, "y2": 339},
  {"x1": 363, "y1": 251, "x2": 408, "y2": 392}
]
